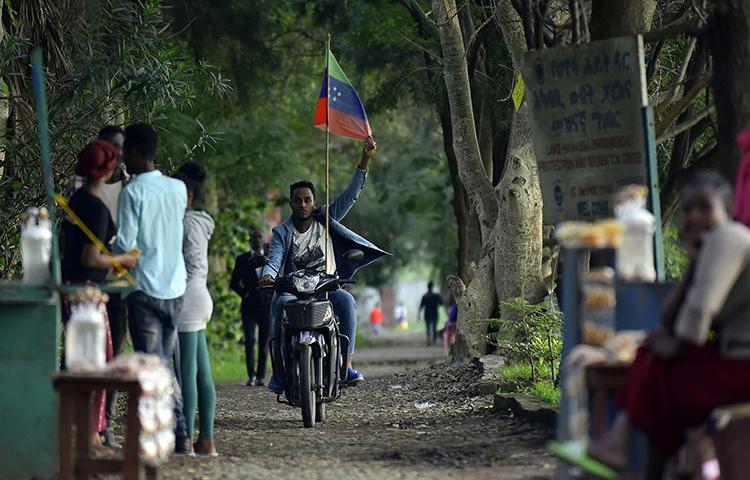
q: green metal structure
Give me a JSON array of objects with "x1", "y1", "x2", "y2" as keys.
[{"x1": 0, "y1": 49, "x2": 60, "y2": 479}]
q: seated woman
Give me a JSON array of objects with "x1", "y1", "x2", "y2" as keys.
[{"x1": 588, "y1": 173, "x2": 750, "y2": 478}]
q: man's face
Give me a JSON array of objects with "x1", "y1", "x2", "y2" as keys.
[
  {"x1": 101, "y1": 133, "x2": 125, "y2": 163},
  {"x1": 290, "y1": 187, "x2": 315, "y2": 221},
  {"x1": 250, "y1": 231, "x2": 264, "y2": 251}
]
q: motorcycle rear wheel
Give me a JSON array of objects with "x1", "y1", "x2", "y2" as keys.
[{"x1": 299, "y1": 344, "x2": 316, "y2": 428}]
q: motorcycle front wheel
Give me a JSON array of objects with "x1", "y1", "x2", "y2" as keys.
[{"x1": 299, "y1": 344, "x2": 316, "y2": 428}]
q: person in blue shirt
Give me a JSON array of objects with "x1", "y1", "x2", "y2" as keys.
[
  {"x1": 114, "y1": 122, "x2": 190, "y2": 453},
  {"x1": 259, "y1": 136, "x2": 387, "y2": 392}
]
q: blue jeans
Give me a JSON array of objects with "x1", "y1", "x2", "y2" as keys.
[
  {"x1": 272, "y1": 288, "x2": 357, "y2": 354},
  {"x1": 127, "y1": 291, "x2": 188, "y2": 439}
]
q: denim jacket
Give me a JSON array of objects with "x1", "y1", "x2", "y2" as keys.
[{"x1": 261, "y1": 168, "x2": 389, "y2": 281}]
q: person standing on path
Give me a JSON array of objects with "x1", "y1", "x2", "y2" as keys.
[
  {"x1": 174, "y1": 161, "x2": 218, "y2": 457},
  {"x1": 419, "y1": 282, "x2": 443, "y2": 346},
  {"x1": 370, "y1": 302, "x2": 384, "y2": 336},
  {"x1": 96, "y1": 125, "x2": 131, "y2": 449},
  {"x1": 61, "y1": 141, "x2": 139, "y2": 449},
  {"x1": 114, "y1": 122, "x2": 190, "y2": 453},
  {"x1": 230, "y1": 228, "x2": 272, "y2": 387}
]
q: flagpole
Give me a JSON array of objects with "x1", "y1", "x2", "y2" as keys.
[{"x1": 325, "y1": 33, "x2": 331, "y2": 277}]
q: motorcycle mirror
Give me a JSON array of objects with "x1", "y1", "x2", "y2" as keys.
[{"x1": 343, "y1": 249, "x2": 364, "y2": 262}]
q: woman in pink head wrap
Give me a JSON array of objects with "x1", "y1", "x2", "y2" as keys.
[{"x1": 734, "y1": 130, "x2": 750, "y2": 226}]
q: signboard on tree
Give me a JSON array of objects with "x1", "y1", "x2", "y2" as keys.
[{"x1": 522, "y1": 36, "x2": 648, "y2": 224}]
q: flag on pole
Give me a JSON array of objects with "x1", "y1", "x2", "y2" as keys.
[{"x1": 313, "y1": 49, "x2": 372, "y2": 140}]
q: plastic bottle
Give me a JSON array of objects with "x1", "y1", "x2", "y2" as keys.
[
  {"x1": 65, "y1": 290, "x2": 106, "y2": 371},
  {"x1": 615, "y1": 189, "x2": 656, "y2": 282},
  {"x1": 21, "y1": 207, "x2": 52, "y2": 284}
]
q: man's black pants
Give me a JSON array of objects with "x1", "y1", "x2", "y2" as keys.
[
  {"x1": 426, "y1": 316, "x2": 439, "y2": 345},
  {"x1": 242, "y1": 296, "x2": 272, "y2": 381}
]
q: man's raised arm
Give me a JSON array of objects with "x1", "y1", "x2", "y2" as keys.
[{"x1": 327, "y1": 137, "x2": 377, "y2": 221}]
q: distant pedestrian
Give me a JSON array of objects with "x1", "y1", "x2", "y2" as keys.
[
  {"x1": 370, "y1": 302, "x2": 384, "y2": 336},
  {"x1": 230, "y1": 228, "x2": 272, "y2": 387},
  {"x1": 174, "y1": 161, "x2": 218, "y2": 457},
  {"x1": 443, "y1": 296, "x2": 458, "y2": 355},
  {"x1": 419, "y1": 282, "x2": 443, "y2": 346},
  {"x1": 394, "y1": 302, "x2": 408, "y2": 330}
]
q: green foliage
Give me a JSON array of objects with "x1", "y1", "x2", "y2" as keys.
[
  {"x1": 664, "y1": 223, "x2": 688, "y2": 280},
  {"x1": 499, "y1": 361, "x2": 560, "y2": 406},
  {"x1": 0, "y1": 0, "x2": 227, "y2": 277},
  {"x1": 530, "y1": 380, "x2": 561, "y2": 406},
  {"x1": 486, "y1": 296, "x2": 562, "y2": 386}
]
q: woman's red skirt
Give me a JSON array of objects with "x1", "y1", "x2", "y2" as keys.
[{"x1": 617, "y1": 341, "x2": 750, "y2": 455}]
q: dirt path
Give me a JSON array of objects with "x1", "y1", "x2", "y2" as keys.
[{"x1": 161, "y1": 331, "x2": 556, "y2": 479}]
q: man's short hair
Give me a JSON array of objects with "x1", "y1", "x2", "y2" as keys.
[
  {"x1": 123, "y1": 123, "x2": 158, "y2": 162},
  {"x1": 290, "y1": 180, "x2": 316, "y2": 199},
  {"x1": 98, "y1": 125, "x2": 125, "y2": 141},
  {"x1": 428, "y1": 281, "x2": 434, "y2": 290}
]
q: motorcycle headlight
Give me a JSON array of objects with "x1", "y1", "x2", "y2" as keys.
[{"x1": 292, "y1": 273, "x2": 320, "y2": 294}]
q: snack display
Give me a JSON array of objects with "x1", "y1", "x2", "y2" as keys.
[
  {"x1": 106, "y1": 353, "x2": 175, "y2": 463},
  {"x1": 579, "y1": 267, "x2": 616, "y2": 346},
  {"x1": 556, "y1": 219, "x2": 624, "y2": 249}
]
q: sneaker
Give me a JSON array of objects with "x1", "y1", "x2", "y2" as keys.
[
  {"x1": 346, "y1": 367, "x2": 365, "y2": 386},
  {"x1": 255, "y1": 377, "x2": 266, "y2": 387},
  {"x1": 99, "y1": 428, "x2": 121, "y2": 449},
  {"x1": 245, "y1": 376, "x2": 256, "y2": 387},
  {"x1": 268, "y1": 375, "x2": 284, "y2": 393}
]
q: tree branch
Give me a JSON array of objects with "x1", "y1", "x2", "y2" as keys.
[
  {"x1": 643, "y1": 8, "x2": 703, "y2": 42},
  {"x1": 656, "y1": 104, "x2": 715, "y2": 144},
  {"x1": 654, "y1": 75, "x2": 711, "y2": 137}
]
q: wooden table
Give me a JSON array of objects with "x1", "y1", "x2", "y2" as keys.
[
  {"x1": 53, "y1": 372, "x2": 158, "y2": 480},
  {"x1": 585, "y1": 363, "x2": 630, "y2": 439}
]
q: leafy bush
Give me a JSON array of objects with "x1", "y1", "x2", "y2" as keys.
[{"x1": 486, "y1": 296, "x2": 562, "y2": 386}]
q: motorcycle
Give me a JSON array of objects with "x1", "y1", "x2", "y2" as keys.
[{"x1": 267, "y1": 249, "x2": 363, "y2": 428}]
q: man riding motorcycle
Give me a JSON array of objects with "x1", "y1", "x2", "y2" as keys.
[{"x1": 259, "y1": 137, "x2": 388, "y2": 392}]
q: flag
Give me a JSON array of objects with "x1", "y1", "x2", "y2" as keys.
[{"x1": 313, "y1": 49, "x2": 372, "y2": 140}]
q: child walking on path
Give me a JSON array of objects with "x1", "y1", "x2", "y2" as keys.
[{"x1": 174, "y1": 162, "x2": 218, "y2": 457}]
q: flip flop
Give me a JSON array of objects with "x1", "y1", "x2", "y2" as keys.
[{"x1": 549, "y1": 440, "x2": 619, "y2": 480}]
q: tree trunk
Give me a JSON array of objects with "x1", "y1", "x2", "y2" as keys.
[
  {"x1": 709, "y1": 0, "x2": 750, "y2": 183},
  {"x1": 433, "y1": 0, "x2": 498, "y2": 243},
  {"x1": 492, "y1": 0, "x2": 545, "y2": 305},
  {"x1": 590, "y1": 0, "x2": 656, "y2": 40},
  {"x1": 442, "y1": 102, "x2": 473, "y2": 283},
  {"x1": 493, "y1": 108, "x2": 545, "y2": 305}
]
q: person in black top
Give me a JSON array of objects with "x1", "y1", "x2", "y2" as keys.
[
  {"x1": 61, "y1": 141, "x2": 139, "y2": 282},
  {"x1": 60, "y1": 141, "x2": 139, "y2": 449},
  {"x1": 230, "y1": 228, "x2": 272, "y2": 386},
  {"x1": 419, "y1": 281, "x2": 443, "y2": 346}
]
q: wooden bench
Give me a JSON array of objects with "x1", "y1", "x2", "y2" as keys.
[{"x1": 53, "y1": 372, "x2": 158, "y2": 480}]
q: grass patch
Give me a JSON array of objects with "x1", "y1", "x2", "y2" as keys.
[
  {"x1": 500, "y1": 362, "x2": 560, "y2": 406},
  {"x1": 530, "y1": 380, "x2": 560, "y2": 406},
  {"x1": 210, "y1": 348, "x2": 252, "y2": 384}
]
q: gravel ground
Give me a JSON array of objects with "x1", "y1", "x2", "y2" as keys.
[{"x1": 155, "y1": 332, "x2": 556, "y2": 479}]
